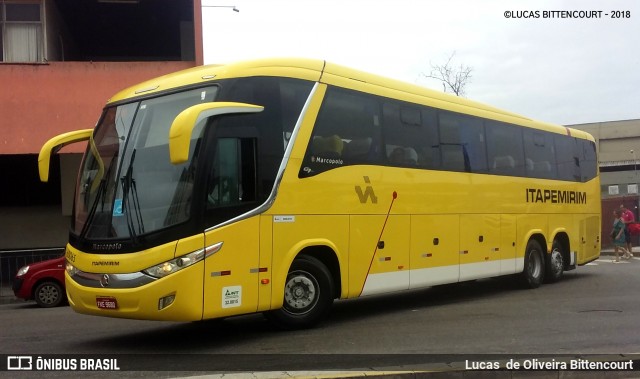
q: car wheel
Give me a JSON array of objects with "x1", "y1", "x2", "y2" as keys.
[{"x1": 34, "y1": 281, "x2": 63, "y2": 308}]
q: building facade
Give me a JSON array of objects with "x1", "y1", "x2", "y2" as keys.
[
  {"x1": 568, "y1": 119, "x2": 640, "y2": 249},
  {"x1": 1, "y1": 0, "x2": 203, "y2": 250}
]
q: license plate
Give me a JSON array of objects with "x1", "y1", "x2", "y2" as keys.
[{"x1": 96, "y1": 297, "x2": 118, "y2": 310}]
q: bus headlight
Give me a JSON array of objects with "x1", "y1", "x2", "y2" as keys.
[
  {"x1": 66, "y1": 261, "x2": 79, "y2": 276},
  {"x1": 143, "y1": 249, "x2": 206, "y2": 278}
]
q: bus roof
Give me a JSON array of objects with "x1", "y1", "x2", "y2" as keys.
[{"x1": 106, "y1": 57, "x2": 593, "y2": 142}]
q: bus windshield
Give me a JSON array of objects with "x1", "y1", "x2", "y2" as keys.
[{"x1": 73, "y1": 86, "x2": 218, "y2": 241}]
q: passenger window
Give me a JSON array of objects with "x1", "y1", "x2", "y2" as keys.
[
  {"x1": 523, "y1": 130, "x2": 557, "y2": 179},
  {"x1": 581, "y1": 140, "x2": 597, "y2": 182},
  {"x1": 486, "y1": 121, "x2": 525, "y2": 176},
  {"x1": 300, "y1": 87, "x2": 381, "y2": 177},
  {"x1": 439, "y1": 111, "x2": 487, "y2": 173},
  {"x1": 555, "y1": 135, "x2": 581, "y2": 182},
  {"x1": 382, "y1": 103, "x2": 439, "y2": 168}
]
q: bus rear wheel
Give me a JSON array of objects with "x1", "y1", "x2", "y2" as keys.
[
  {"x1": 520, "y1": 239, "x2": 545, "y2": 289},
  {"x1": 265, "y1": 255, "x2": 334, "y2": 330},
  {"x1": 545, "y1": 241, "x2": 565, "y2": 283}
]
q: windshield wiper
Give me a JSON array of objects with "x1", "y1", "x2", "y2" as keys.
[
  {"x1": 79, "y1": 151, "x2": 119, "y2": 240},
  {"x1": 79, "y1": 178, "x2": 106, "y2": 240},
  {"x1": 121, "y1": 149, "x2": 145, "y2": 243}
]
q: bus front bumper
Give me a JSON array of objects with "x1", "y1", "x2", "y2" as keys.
[{"x1": 65, "y1": 263, "x2": 204, "y2": 321}]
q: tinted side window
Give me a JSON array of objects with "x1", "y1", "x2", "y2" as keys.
[
  {"x1": 581, "y1": 140, "x2": 597, "y2": 182},
  {"x1": 217, "y1": 77, "x2": 314, "y2": 195},
  {"x1": 523, "y1": 129, "x2": 557, "y2": 179},
  {"x1": 555, "y1": 135, "x2": 581, "y2": 182},
  {"x1": 382, "y1": 103, "x2": 439, "y2": 168},
  {"x1": 300, "y1": 88, "x2": 381, "y2": 177},
  {"x1": 486, "y1": 121, "x2": 525, "y2": 176},
  {"x1": 439, "y1": 111, "x2": 487, "y2": 173}
]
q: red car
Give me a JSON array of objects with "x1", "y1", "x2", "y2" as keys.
[{"x1": 12, "y1": 256, "x2": 67, "y2": 308}]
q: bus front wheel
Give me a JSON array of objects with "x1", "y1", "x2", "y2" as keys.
[
  {"x1": 520, "y1": 240, "x2": 545, "y2": 289},
  {"x1": 265, "y1": 255, "x2": 334, "y2": 330}
]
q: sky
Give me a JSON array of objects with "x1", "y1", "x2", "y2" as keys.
[{"x1": 201, "y1": 0, "x2": 640, "y2": 126}]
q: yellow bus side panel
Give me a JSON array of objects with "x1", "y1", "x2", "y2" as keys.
[
  {"x1": 350, "y1": 215, "x2": 410, "y2": 296},
  {"x1": 460, "y1": 215, "x2": 502, "y2": 281},
  {"x1": 578, "y1": 214, "x2": 601, "y2": 264},
  {"x1": 500, "y1": 215, "x2": 518, "y2": 275},
  {"x1": 409, "y1": 215, "x2": 460, "y2": 288},
  {"x1": 270, "y1": 215, "x2": 349, "y2": 309},
  {"x1": 258, "y1": 215, "x2": 274, "y2": 312},
  {"x1": 202, "y1": 217, "x2": 260, "y2": 319}
]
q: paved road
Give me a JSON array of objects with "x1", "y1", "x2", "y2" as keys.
[{"x1": 1, "y1": 256, "x2": 638, "y2": 377}]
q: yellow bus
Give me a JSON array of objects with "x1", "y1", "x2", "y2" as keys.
[{"x1": 39, "y1": 58, "x2": 600, "y2": 329}]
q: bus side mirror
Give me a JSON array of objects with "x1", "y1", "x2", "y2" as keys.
[
  {"x1": 38, "y1": 129, "x2": 93, "y2": 182},
  {"x1": 169, "y1": 102, "x2": 264, "y2": 164}
]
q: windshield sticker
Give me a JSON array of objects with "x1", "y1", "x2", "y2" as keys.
[{"x1": 113, "y1": 199, "x2": 124, "y2": 216}]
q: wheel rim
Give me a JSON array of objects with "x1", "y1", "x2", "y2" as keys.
[
  {"x1": 38, "y1": 285, "x2": 59, "y2": 305},
  {"x1": 550, "y1": 248, "x2": 564, "y2": 275},
  {"x1": 283, "y1": 270, "x2": 319, "y2": 315},
  {"x1": 529, "y1": 249, "x2": 543, "y2": 279}
]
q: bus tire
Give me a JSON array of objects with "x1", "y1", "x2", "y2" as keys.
[
  {"x1": 520, "y1": 239, "x2": 545, "y2": 289},
  {"x1": 265, "y1": 256, "x2": 334, "y2": 330},
  {"x1": 545, "y1": 240, "x2": 565, "y2": 283},
  {"x1": 34, "y1": 281, "x2": 64, "y2": 308}
]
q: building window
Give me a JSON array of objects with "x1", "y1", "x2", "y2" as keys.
[{"x1": 1, "y1": 2, "x2": 43, "y2": 62}]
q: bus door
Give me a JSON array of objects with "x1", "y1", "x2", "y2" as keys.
[
  {"x1": 350, "y1": 215, "x2": 410, "y2": 296},
  {"x1": 202, "y1": 218, "x2": 260, "y2": 319},
  {"x1": 459, "y1": 215, "x2": 501, "y2": 281},
  {"x1": 409, "y1": 215, "x2": 460, "y2": 288},
  {"x1": 201, "y1": 137, "x2": 261, "y2": 319}
]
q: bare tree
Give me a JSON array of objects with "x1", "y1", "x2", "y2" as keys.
[{"x1": 422, "y1": 51, "x2": 473, "y2": 97}]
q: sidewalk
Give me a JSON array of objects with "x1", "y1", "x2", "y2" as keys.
[{"x1": 600, "y1": 245, "x2": 638, "y2": 256}]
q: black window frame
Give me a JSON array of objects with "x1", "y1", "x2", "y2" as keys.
[{"x1": 299, "y1": 85, "x2": 598, "y2": 183}]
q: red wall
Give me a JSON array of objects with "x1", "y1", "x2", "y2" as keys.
[{"x1": 0, "y1": 61, "x2": 195, "y2": 154}]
